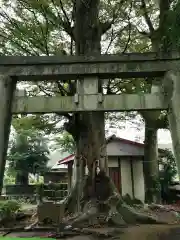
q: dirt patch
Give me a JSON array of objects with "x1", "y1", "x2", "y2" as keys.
[
  {"x1": 119, "y1": 225, "x2": 180, "y2": 240},
  {"x1": 2, "y1": 225, "x2": 180, "y2": 240},
  {"x1": 159, "y1": 228, "x2": 180, "y2": 240}
]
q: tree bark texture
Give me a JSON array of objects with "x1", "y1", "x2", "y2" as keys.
[
  {"x1": 66, "y1": 0, "x2": 107, "y2": 210},
  {"x1": 62, "y1": 1, "x2": 164, "y2": 225},
  {"x1": 0, "y1": 76, "x2": 16, "y2": 193},
  {"x1": 61, "y1": 12, "x2": 167, "y2": 230}
]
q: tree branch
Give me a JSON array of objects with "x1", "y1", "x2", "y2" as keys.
[
  {"x1": 59, "y1": 0, "x2": 71, "y2": 26},
  {"x1": 106, "y1": 80, "x2": 112, "y2": 94},
  {"x1": 122, "y1": 1, "x2": 133, "y2": 53},
  {"x1": 37, "y1": 84, "x2": 52, "y2": 97},
  {"x1": 22, "y1": 5, "x2": 50, "y2": 55},
  {"x1": 140, "y1": 0, "x2": 154, "y2": 33},
  {"x1": 100, "y1": 21, "x2": 112, "y2": 35},
  {"x1": 105, "y1": 28, "x2": 114, "y2": 54},
  {"x1": 56, "y1": 81, "x2": 69, "y2": 96},
  {"x1": 50, "y1": 0, "x2": 74, "y2": 39},
  {"x1": 0, "y1": 11, "x2": 45, "y2": 54}
]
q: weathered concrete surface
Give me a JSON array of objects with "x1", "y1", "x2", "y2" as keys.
[
  {"x1": 0, "y1": 75, "x2": 16, "y2": 193},
  {"x1": 0, "y1": 52, "x2": 179, "y2": 80},
  {"x1": 141, "y1": 82, "x2": 162, "y2": 203},
  {"x1": 163, "y1": 71, "x2": 180, "y2": 180},
  {"x1": 37, "y1": 202, "x2": 65, "y2": 224},
  {"x1": 1, "y1": 51, "x2": 180, "y2": 65},
  {"x1": 12, "y1": 93, "x2": 167, "y2": 113}
]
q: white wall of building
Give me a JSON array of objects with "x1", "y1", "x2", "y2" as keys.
[
  {"x1": 132, "y1": 160, "x2": 145, "y2": 202},
  {"x1": 120, "y1": 159, "x2": 133, "y2": 198},
  {"x1": 107, "y1": 140, "x2": 144, "y2": 156},
  {"x1": 108, "y1": 156, "x2": 118, "y2": 167},
  {"x1": 108, "y1": 156, "x2": 145, "y2": 202}
]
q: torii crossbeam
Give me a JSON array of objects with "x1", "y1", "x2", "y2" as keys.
[
  {"x1": 0, "y1": 51, "x2": 179, "y2": 80},
  {"x1": 0, "y1": 51, "x2": 180, "y2": 193}
]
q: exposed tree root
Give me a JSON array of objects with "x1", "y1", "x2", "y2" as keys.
[
  {"x1": 63, "y1": 183, "x2": 78, "y2": 213},
  {"x1": 24, "y1": 220, "x2": 38, "y2": 230},
  {"x1": 70, "y1": 227, "x2": 124, "y2": 238},
  {"x1": 64, "y1": 175, "x2": 88, "y2": 213},
  {"x1": 63, "y1": 171, "x2": 166, "y2": 227}
]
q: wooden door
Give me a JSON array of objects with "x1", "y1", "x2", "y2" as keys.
[{"x1": 109, "y1": 167, "x2": 121, "y2": 193}]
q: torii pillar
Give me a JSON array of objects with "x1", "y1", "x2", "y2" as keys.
[
  {"x1": 163, "y1": 70, "x2": 180, "y2": 181},
  {"x1": 0, "y1": 75, "x2": 16, "y2": 194}
]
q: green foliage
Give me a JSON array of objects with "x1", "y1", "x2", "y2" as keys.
[
  {"x1": 0, "y1": 0, "x2": 174, "y2": 157},
  {"x1": 0, "y1": 200, "x2": 20, "y2": 220},
  {"x1": 160, "y1": 0, "x2": 180, "y2": 51},
  {"x1": 0, "y1": 0, "x2": 162, "y2": 141},
  {"x1": 53, "y1": 131, "x2": 75, "y2": 153},
  {"x1": 3, "y1": 174, "x2": 15, "y2": 185},
  {"x1": 7, "y1": 127, "x2": 50, "y2": 177},
  {"x1": 12, "y1": 114, "x2": 62, "y2": 135},
  {"x1": 159, "y1": 149, "x2": 177, "y2": 190},
  {"x1": 0, "y1": 0, "x2": 151, "y2": 98}
]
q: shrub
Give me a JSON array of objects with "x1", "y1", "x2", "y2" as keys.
[{"x1": 0, "y1": 200, "x2": 20, "y2": 221}]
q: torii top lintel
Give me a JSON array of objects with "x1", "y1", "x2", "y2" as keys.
[{"x1": 0, "y1": 51, "x2": 179, "y2": 80}]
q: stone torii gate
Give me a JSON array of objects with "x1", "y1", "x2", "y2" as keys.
[{"x1": 0, "y1": 51, "x2": 180, "y2": 192}]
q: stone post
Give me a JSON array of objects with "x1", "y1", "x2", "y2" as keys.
[
  {"x1": 163, "y1": 70, "x2": 180, "y2": 180},
  {"x1": 0, "y1": 75, "x2": 16, "y2": 193},
  {"x1": 76, "y1": 77, "x2": 99, "y2": 110},
  {"x1": 141, "y1": 79, "x2": 162, "y2": 203}
]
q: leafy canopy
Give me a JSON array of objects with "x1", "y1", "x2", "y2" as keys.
[
  {"x1": 159, "y1": 149, "x2": 177, "y2": 187},
  {"x1": 8, "y1": 127, "x2": 50, "y2": 176}
]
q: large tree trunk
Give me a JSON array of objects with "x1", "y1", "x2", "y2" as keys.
[
  {"x1": 0, "y1": 76, "x2": 16, "y2": 194},
  {"x1": 143, "y1": 120, "x2": 161, "y2": 203},
  {"x1": 63, "y1": 0, "x2": 164, "y2": 226},
  {"x1": 69, "y1": 0, "x2": 106, "y2": 211}
]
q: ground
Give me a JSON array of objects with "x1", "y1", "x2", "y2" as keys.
[
  {"x1": 0, "y1": 203, "x2": 180, "y2": 240},
  {"x1": 3, "y1": 225, "x2": 180, "y2": 240}
]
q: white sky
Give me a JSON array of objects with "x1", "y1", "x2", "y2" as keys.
[{"x1": 109, "y1": 124, "x2": 172, "y2": 144}]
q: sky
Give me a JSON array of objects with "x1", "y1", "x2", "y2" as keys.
[
  {"x1": 106, "y1": 111, "x2": 172, "y2": 145},
  {"x1": 108, "y1": 123, "x2": 172, "y2": 145}
]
